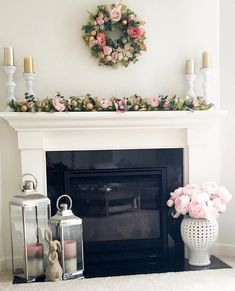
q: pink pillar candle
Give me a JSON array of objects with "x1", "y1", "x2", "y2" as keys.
[
  {"x1": 64, "y1": 240, "x2": 77, "y2": 259},
  {"x1": 27, "y1": 243, "x2": 44, "y2": 277},
  {"x1": 64, "y1": 240, "x2": 77, "y2": 273}
]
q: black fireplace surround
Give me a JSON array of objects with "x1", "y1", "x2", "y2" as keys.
[{"x1": 46, "y1": 149, "x2": 184, "y2": 278}]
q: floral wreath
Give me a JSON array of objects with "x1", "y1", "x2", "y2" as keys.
[{"x1": 82, "y1": 1, "x2": 146, "y2": 67}]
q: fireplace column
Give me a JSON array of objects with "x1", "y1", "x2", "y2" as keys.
[{"x1": 17, "y1": 131, "x2": 46, "y2": 194}]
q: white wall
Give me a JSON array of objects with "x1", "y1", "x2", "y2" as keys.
[
  {"x1": 0, "y1": 0, "x2": 220, "y2": 268},
  {"x1": 219, "y1": 0, "x2": 235, "y2": 254}
]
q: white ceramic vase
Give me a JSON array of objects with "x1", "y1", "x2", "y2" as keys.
[{"x1": 180, "y1": 216, "x2": 218, "y2": 266}]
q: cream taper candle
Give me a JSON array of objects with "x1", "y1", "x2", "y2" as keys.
[
  {"x1": 4, "y1": 47, "x2": 14, "y2": 66},
  {"x1": 24, "y1": 57, "x2": 34, "y2": 73},
  {"x1": 202, "y1": 51, "x2": 211, "y2": 68},
  {"x1": 185, "y1": 59, "x2": 195, "y2": 75}
]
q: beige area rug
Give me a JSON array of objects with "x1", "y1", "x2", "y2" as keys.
[{"x1": 1, "y1": 268, "x2": 235, "y2": 291}]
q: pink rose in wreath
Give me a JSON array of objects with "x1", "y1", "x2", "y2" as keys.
[
  {"x1": 52, "y1": 97, "x2": 66, "y2": 112},
  {"x1": 109, "y1": 8, "x2": 122, "y2": 22},
  {"x1": 127, "y1": 26, "x2": 144, "y2": 40},
  {"x1": 103, "y1": 46, "x2": 112, "y2": 56},
  {"x1": 96, "y1": 16, "x2": 104, "y2": 26},
  {"x1": 149, "y1": 97, "x2": 159, "y2": 107},
  {"x1": 97, "y1": 33, "x2": 106, "y2": 47}
]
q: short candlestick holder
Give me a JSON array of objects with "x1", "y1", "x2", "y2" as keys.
[
  {"x1": 23, "y1": 73, "x2": 36, "y2": 96},
  {"x1": 2, "y1": 65, "x2": 16, "y2": 105},
  {"x1": 184, "y1": 74, "x2": 196, "y2": 97},
  {"x1": 200, "y1": 67, "x2": 212, "y2": 102}
]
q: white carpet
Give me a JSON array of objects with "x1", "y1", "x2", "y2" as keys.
[{"x1": 1, "y1": 268, "x2": 235, "y2": 291}]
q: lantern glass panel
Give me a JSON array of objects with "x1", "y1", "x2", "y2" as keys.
[
  {"x1": 62, "y1": 224, "x2": 83, "y2": 272},
  {"x1": 10, "y1": 205, "x2": 25, "y2": 277}
]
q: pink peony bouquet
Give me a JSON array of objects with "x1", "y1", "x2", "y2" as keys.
[{"x1": 167, "y1": 182, "x2": 232, "y2": 220}]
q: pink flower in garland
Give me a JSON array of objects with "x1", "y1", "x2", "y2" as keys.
[
  {"x1": 149, "y1": 97, "x2": 159, "y2": 107},
  {"x1": 97, "y1": 33, "x2": 106, "y2": 47},
  {"x1": 127, "y1": 26, "x2": 144, "y2": 40},
  {"x1": 163, "y1": 100, "x2": 170, "y2": 108},
  {"x1": 114, "y1": 99, "x2": 128, "y2": 112},
  {"x1": 52, "y1": 97, "x2": 66, "y2": 112}
]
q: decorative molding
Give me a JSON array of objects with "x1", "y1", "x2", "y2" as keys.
[{"x1": 0, "y1": 110, "x2": 227, "y2": 131}]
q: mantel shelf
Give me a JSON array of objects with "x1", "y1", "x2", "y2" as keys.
[{"x1": 0, "y1": 110, "x2": 227, "y2": 131}]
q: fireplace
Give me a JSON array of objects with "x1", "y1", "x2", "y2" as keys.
[
  {"x1": 46, "y1": 149, "x2": 184, "y2": 277},
  {"x1": 0, "y1": 111, "x2": 223, "y2": 272}
]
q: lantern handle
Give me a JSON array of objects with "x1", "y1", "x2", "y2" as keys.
[
  {"x1": 56, "y1": 194, "x2": 72, "y2": 211},
  {"x1": 20, "y1": 173, "x2": 38, "y2": 190}
]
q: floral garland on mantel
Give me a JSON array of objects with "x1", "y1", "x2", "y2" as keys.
[{"x1": 9, "y1": 93, "x2": 213, "y2": 112}]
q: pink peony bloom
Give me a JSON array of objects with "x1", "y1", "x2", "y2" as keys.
[
  {"x1": 202, "y1": 181, "x2": 219, "y2": 195},
  {"x1": 127, "y1": 26, "x2": 144, "y2": 40},
  {"x1": 188, "y1": 199, "x2": 205, "y2": 219},
  {"x1": 103, "y1": 46, "x2": 112, "y2": 56},
  {"x1": 96, "y1": 16, "x2": 104, "y2": 25},
  {"x1": 52, "y1": 97, "x2": 66, "y2": 112},
  {"x1": 170, "y1": 187, "x2": 184, "y2": 200},
  {"x1": 174, "y1": 195, "x2": 190, "y2": 216},
  {"x1": 203, "y1": 205, "x2": 219, "y2": 220},
  {"x1": 167, "y1": 182, "x2": 232, "y2": 220},
  {"x1": 213, "y1": 197, "x2": 227, "y2": 213},
  {"x1": 183, "y1": 184, "x2": 200, "y2": 196},
  {"x1": 216, "y1": 186, "x2": 232, "y2": 204},
  {"x1": 109, "y1": 8, "x2": 122, "y2": 22},
  {"x1": 97, "y1": 33, "x2": 106, "y2": 47},
  {"x1": 167, "y1": 199, "x2": 174, "y2": 207}
]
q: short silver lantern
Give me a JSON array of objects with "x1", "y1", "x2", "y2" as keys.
[
  {"x1": 49, "y1": 195, "x2": 84, "y2": 280},
  {"x1": 9, "y1": 174, "x2": 51, "y2": 283}
]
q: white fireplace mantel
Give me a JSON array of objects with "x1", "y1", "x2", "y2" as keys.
[
  {"x1": 0, "y1": 110, "x2": 226, "y2": 195},
  {"x1": 0, "y1": 111, "x2": 226, "y2": 131}
]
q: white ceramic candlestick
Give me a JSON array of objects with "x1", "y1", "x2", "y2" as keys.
[
  {"x1": 200, "y1": 67, "x2": 212, "y2": 102},
  {"x1": 184, "y1": 74, "x2": 196, "y2": 97},
  {"x1": 2, "y1": 65, "x2": 16, "y2": 103},
  {"x1": 23, "y1": 73, "x2": 36, "y2": 96}
]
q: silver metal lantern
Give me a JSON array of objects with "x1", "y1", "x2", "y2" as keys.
[
  {"x1": 9, "y1": 174, "x2": 50, "y2": 283},
  {"x1": 49, "y1": 195, "x2": 84, "y2": 280}
]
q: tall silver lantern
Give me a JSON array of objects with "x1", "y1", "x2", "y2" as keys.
[
  {"x1": 9, "y1": 174, "x2": 50, "y2": 283},
  {"x1": 49, "y1": 195, "x2": 84, "y2": 280}
]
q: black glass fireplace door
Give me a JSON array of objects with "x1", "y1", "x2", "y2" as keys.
[{"x1": 64, "y1": 168, "x2": 169, "y2": 277}]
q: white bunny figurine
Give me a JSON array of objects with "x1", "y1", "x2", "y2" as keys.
[{"x1": 45, "y1": 229, "x2": 63, "y2": 281}]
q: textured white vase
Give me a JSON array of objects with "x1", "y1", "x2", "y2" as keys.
[{"x1": 180, "y1": 217, "x2": 218, "y2": 266}]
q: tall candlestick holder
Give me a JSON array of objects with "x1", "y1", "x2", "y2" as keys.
[
  {"x1": 184, "y1": 74, "x2": 196, "y2": 97},
  {"x1": 200, "y1": 67, "x2": 212, "y2": 102},
  {"x1": 2, "y1": 65, "x2": 17, "y2": 105},
  {"x1": 23, "y1": 72, "x2": 36, "y2": 96}
]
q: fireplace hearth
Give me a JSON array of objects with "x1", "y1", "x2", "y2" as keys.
[{"x1": 46, "y1": 148, "x2": 184, "y2": 277}]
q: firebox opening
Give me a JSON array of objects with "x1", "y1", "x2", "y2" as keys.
[{"x1": 46, "y1": 149, "x2": 184, "y2": 277}]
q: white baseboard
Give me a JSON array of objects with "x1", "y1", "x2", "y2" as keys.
[
  {"x1": 0, "y1": 243, "x2": 235, "y2": 272},
  {"x1": 211, "y1": 243, "x2": 235, "y2": 257}
]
